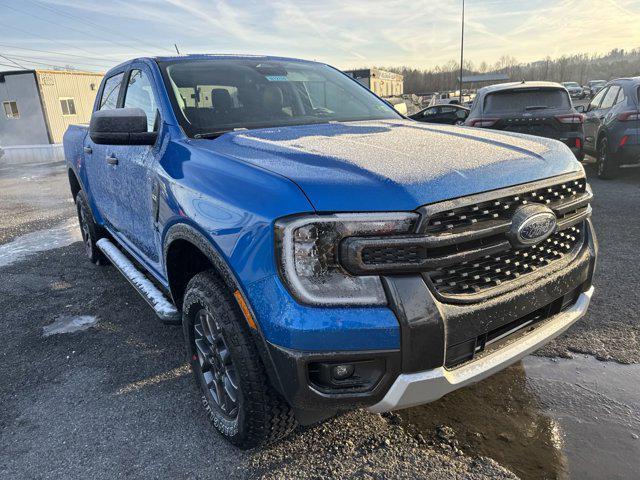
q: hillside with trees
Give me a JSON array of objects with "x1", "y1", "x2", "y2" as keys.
[{"x1": 373, "y1": 48, "x2": 640, "y2": 93}]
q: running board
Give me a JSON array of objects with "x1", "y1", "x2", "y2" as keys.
[{"x1": 96, "y1": 238, "x2": 181, "y2": 324}]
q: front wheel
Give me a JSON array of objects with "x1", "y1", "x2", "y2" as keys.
[
  {"x1": 596, "y1": 137, "x2": 620, "y2": 179},
  {"x1": 182, "y1": 272, "x2": 296, "y2": 449}
]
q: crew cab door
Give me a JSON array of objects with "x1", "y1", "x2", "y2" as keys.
[
  {"x1": 108, "y1": 65, "x2": 162, "y2": 265},
  {"x1": 583, "y1": 86, "x2": 612, "y2": 151},
  {"x1": 83, "y1": 71, "x2": 126, "y2": 230}
]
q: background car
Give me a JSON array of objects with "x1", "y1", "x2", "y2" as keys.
[
  {"x1": 585, "y1": 80, "x2": 607, "y2": 98},
  {"x1": 409, "y1": 104, "x2": 470, "y2": 125},
  {"x1": 465, "y1": 81, "x2": 585, "y2": 160},
  {"x1": 575, "y1": 77, "x2": 640, "y2": 178},
  {"x1": 563, "y1": 81, "x2": 585, "y2": 99}
]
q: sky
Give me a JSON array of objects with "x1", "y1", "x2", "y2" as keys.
[{"x1": 1, "y1": 0, "x2": 640, "y2": 73}]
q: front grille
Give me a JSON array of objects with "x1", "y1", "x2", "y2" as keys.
[
  {"x1": 424, "y1": 179, "x2": 587, "y2": 234},
  {"x1": 419, "y1": 174, "x2": 591, "y2": 301},
  {"x1": 339, "y1": 172, "x2": 592, "y2": 303},
  {"x1": 428, "y1": 225, "x2": 583, "y2": 296}
]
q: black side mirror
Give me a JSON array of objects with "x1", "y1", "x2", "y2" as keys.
[
  {"x1": 574, "y1": 104, "x2": 586, "y2": 113},
  {"x1": 89, "y1": 108, "x2": 157, "y2": 145}
]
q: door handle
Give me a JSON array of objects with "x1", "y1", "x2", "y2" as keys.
[
  {"x1": 83, "y1": 146, "x2": 92, "y2": 154},
  {"x1": 106, "y1": 155, "x2": 119, "y2": 166}
]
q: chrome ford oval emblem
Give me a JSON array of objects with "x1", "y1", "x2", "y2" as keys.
[{"x1": 508, "y1": 204, "x2": 557, "y2": 248}]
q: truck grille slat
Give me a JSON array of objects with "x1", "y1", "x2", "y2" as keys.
[{"x1": 419, "y1": 175, "x2": 590, "y2": 301}]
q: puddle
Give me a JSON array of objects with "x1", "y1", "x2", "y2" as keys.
[
  {"x1": 0, "y1": 217, "x2": 81, "y2": 268},
  {"x1": 397, "y1": 355, "x2": 640, "y2": 480},
  {"x1": 43, "y1": 315, "x2": 98, "y2": 336}
]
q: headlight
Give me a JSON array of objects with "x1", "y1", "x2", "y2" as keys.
[{"x1": 275, "y1": 213, "x2": 418, "y2": 306}]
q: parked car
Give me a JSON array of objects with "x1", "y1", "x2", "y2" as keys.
[
  {"x1": 585, "y1": 80, "x2": 607, "y2": 98},
  {"x1": 409, "y1": 104, "x2": 470, "y2": 125},
  {"x1": 465, "y1": 81, "x2": 585, "y2": 160},
  {"x1": 575, "y1": 77, "x2": 640, "y2": 178},
  {"x1": 562, "y1": 82, "x2": 585, "y2": 99},
  {"x1": 63, "y1": 55, "x2": 596, "y2": 449}
]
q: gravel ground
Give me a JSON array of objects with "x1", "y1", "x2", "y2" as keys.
[{"x1": 1, "y1": 154, "x2": 638, "y2": 479}]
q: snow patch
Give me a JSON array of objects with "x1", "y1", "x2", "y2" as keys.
[
  {"x1": 0, "y1": 217, "x2": 81, "y2": 268},
  {"x1": 43, "y1": 315, "x2": 98, "y2": 336}
]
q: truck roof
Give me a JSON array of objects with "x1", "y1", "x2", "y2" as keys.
[{"x1": 107, "y1": 54, "x2": 319, "y2": 74}]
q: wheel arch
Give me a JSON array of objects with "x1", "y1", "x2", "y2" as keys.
[
  {"x1": 68, "y1": 167, "x2": 82, "y2": 201},
  {"x1": 163, "y1": 222, "x2": 240, "y2": 307},
  {"x1": 163, "y1": 222, "x2": 290, "y2": 402}
]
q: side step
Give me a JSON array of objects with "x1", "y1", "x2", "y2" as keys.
[{"x1": 96, "y1": 238, "x2": 181, "y2": 324}]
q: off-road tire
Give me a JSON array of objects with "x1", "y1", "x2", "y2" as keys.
[
  {"x1": 596, "y1": 137, "x2": 620, "y2": 179},
  {"x1": 75, "y1": 190, "x2": 108, "y2": 265},
  {"x1": 182, "y1": 271, "x2": 296, "y2": 449}
]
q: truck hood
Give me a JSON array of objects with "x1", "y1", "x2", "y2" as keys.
[{"x1": 194, "y1": 119, "x2": 582, "y2": 212}]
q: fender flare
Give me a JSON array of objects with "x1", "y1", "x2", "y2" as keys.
[
  {"x1": 162, "y1": 222, "x2": 291, "y2": 401},
  {"x1": 163, "y1": 222, "x2": 240, "y2": 297}
]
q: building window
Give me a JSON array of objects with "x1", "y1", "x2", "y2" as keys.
[
  {"x1": 60, "y1": 98, "x2": 77, "y2": 116},
  {"x1": 3, "y1": 101, "x2": 19, "y2": 119}
]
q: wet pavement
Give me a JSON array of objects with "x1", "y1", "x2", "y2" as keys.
[
  {"x1": 1, "y1": 154, "x2": 639, "y2": 479},
  {"x1": 398, "y1": 355, "x2": 640, "y2": 480}
]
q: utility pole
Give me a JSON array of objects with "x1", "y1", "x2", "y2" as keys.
[{"x1": 459, "y1": 0, "x2": 465, "y2": 103}]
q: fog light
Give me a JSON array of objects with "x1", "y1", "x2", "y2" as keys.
[{"x1": 332, "y1": 364, "x2": 355, "y2": 380}]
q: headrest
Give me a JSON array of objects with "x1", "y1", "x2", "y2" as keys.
[
  {"x1": 211, "y1": 88, "x2": 232, "y2": 112},
  {"x1": 262, "y1": 85, "x2": 283, "y2": 114}
]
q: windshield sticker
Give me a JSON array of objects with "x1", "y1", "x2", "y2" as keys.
[{"x1": 265, "y1": 75, "x2": 288, "y2": 82}]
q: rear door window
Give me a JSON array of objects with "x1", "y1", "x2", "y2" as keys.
[
  {"x1": 484, "y1": 88, "x2": 570, "y2": 113},
  {"x1": 99, "y1": 73, "x2": 125, "y2": 110},
  {"x1": 599, "y1": 86, "x2": 620, "y2": 110}
]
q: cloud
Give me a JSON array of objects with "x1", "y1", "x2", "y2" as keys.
[{"x1": 2, "y1": 0, "x2": 639, "y2": 72}]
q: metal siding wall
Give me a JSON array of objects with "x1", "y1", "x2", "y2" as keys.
[
  {"x1": 37, "y1": 71, "x2": 103, "y2": 144},
  {"x1": 0, "y1": 72, "x2": 50, "y2": 146}
]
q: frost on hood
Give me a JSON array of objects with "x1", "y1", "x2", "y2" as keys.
[{"x1": 230, "y1": 119, "x2": 568, "y2": 185}]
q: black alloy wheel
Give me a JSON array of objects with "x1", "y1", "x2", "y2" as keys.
[{"x1": 193, "y1": 308, "x2": 239, "y2": 418}]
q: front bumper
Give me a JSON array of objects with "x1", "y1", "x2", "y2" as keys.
[
  {"x1": 368, "y1": 286, "x2": 593, "y2": 412},
  {"x1": 260, "y1": 219, "x2": 596, "y2": 423}
]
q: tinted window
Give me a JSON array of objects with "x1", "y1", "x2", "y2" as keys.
[
  {"x1": 589, "y1": 86, "x2": 608, "y2": 110},
  {"x1": 600, "y1": 86, "x2": 621, "y2": 110},
  {"x1": 99, "y1": 73, "x2": 124, "y2": 110},
  {"x1": 484, "y1": 88, "x2": 571, "y2": 113},
  {"x1": 422, "y1": 107, "x2": 437, "y2": 117},
  {"x1": 159, "y1": 59, "x2": 400, "y2": 137},
  {"x1": 123, "y1": 69, "x2": 158, "y2": 131}
]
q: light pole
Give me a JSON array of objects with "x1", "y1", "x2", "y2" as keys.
[{"x1": 459, "y1": 0, "x2": 465, "y2": 103}]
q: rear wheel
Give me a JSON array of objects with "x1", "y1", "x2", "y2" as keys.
[
  {"x1": 596, "y1": 137, "x2": 620, "y2": 179},
  {"x1": 75, "y1": 191, "x2": 107, "y2": 265},
  {"x1": 182, "y1": 271, "x2": 296, "y2": 449}
]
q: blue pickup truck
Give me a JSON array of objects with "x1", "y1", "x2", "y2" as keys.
[{"x1": 64, "y1": 55, "x2": 597, "y2": 449}]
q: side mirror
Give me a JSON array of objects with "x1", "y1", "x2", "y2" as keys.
[
  {"x1": 89, "y1": 108, "x2": 157, "y2": 145},
  {"x1": 574, "y1": 105, "x2": 586, "y2": 113}
]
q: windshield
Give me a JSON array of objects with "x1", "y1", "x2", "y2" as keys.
[
  {"x1": 590, "y1": 81, "x2": 606, "y2": 87},
  {"x1": 158, "y1": 58, "x2": 401, "y2": 137},
  {"x1": 484, "y1": 88, "x2": 571, "y2": 113},
  {"x1": 563, "y1": 82, "x2": 580, "y2": 88}
]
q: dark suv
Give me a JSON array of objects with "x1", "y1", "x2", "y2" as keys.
[
  {"x1": 465, "y1": 81, "x2": 584, "y2": 160},
  {"x1": 575, "y1": 77, "x2": 640, "y2": 178}
]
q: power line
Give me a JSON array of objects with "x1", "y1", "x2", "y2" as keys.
[
  {"x1": 0, "y1": 52, "x2": 103, "y2": 72},
  {"x1": 28, "y1": 0, "x2": 171, "y2": 55},
  {"x1": 5, "y1": 52, "x2": 113, "y2": 69},
  {"x1": 0, "y1": 53, "x2": 26, "y2": 69},
  {"x1": 0, "y1": 62, "x2": 29, "y2": 70},
  {"x1": 0, "y1": 42, "x2": 121, "y2": 64},
  {"x1": 1, "y1": 2, "x2": 145, "y2": 58}
]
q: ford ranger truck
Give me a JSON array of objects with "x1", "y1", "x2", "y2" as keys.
[{"x1": 63, "y1": 55, "x2": 597, "y2": 449}]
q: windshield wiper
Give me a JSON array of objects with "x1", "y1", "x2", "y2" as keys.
[
  {"x1": 524, "y1": 105, "x2": 550, "y2": 111},
  {"x1": 194, "y1": 127, "x2": 248, "y2": 139}
]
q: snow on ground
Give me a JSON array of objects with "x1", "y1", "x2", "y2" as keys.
[{"x1": 0, "y1": 217, "x2": 81, "y2": 268}]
